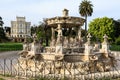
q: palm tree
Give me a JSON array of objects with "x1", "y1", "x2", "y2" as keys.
[{"x1": 79, "y1": 0, "x2": 93, "y2": 34}]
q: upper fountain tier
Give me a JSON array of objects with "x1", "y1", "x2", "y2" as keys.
[{"x1": 45, "y1": 9, "x2": 85, "y2": 28}]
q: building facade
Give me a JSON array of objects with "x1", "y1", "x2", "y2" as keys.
[{"x1": 11, "y1": 16, "x2": 31, "y2": 42}]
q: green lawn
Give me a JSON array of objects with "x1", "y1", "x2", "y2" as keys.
[{"x1": 0, "y1": 42, "x2": 23, "y2": 51}]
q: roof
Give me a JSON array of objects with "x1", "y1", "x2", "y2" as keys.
[{"x1": 45, "y1": 16, "x2": 85, "y2": 28}]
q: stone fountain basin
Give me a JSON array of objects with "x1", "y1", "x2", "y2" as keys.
[
  {"x1": 40, "y1": 53, "x2": 86, "y2": 62},
  {"x1": 40, "y1": 53, "x2": 86, "y2": 61},
  {"x1": 41, "y1": 53, "x2": 56, "y2": 61},
  {"x1": 39, "y1": 52, "x2": 104, "y2": 62},
  {"x1": 64, "y1": 54, "x2": 85, "y2": 62},
  {"x1": 63, "y1": 53, "x2": 100, "y2": 62}
]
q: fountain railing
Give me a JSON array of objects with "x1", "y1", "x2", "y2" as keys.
[{"x1": 0, "y1": 57, "x2": 120, "y2": 80}]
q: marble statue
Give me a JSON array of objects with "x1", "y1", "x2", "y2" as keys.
[{"x1": 55, "y1": 25, "x2": 63, "y2": 45}]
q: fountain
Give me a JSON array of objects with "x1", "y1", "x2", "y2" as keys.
[{"x1": 18, "y1": 9, "x2": 118, "y2": 79}]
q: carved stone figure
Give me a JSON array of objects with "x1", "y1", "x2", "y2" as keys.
[
  {"x1": 55, "y1": 25, "x2": 63, "y2": 45},
  {"x1": 63, "y1": 37, "x2": 69, "y2": 47}
]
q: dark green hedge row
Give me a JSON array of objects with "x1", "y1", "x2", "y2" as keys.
[
  {"x1": 0, "y1": 43, "x2": 119, "y2": 51},
  {"x1": 110, "y1": 45, "x2": 120, "y2": 51},
  {"x1": 0, "y1": 43, "x2": 23, "y2": 51}
]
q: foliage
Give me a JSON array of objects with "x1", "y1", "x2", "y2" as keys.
[
  {"x1": 88, "y1": 17, "x2": 115, "y2": 42},
  {"x1": 31, "y1": 26, "x2": 37, "y2": 36},
  {"x1": 0, "y1": 27, "x2": 6, "y2": 41},
  {"x1": 0, "y1": 43, "x2": 23, "y2": 51},
  {"x1": 36, "y1": 25, "x2": 45, "y2": 40},
  {"x1": 0, "y1": 17, "x2": 9, "y2": 42},
  {"x1": 31, "y1": 21, "x2": 51, "y2": 46},
  {"x1": 114, "y1": 20, "x2": 120, "y2": 38},
  {"x1": 0, "y1": 16, "x2": 4, "y2": 26},
  {"x1": 79, "y1": 0, "x2": 93, "y2": 32},
  {"x1": 110, "y1": 44, "x2": 120, "y2": 51},
  {"x1": 4, "y1": 26, "x2": 11, "y2": 34},
  {"x1": 0, "y1": 78, "x2": 5, "y2": 80},
  {"x1": 115, "y1": 37, "x2": 120, "y2": 45}
]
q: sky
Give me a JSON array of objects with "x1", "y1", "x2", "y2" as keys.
[{"x1": 0, "y1": 0, "x2": 120, "y2": 28}]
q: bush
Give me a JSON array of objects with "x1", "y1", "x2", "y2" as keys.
[
  {"x1": 115, "y1": 37, "x2": 120, "y2": 45},
  {"x1": 110, "y1": 45, "x2": 120, "y2": 51},
  {"x1": 0, "y1": 42, "x2": 23, "y2": 51}
]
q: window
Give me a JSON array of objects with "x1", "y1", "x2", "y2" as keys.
[{"x1": 20, "y1": 35, "x2": 22, "y2": 37}]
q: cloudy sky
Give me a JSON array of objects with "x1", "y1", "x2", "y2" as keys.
[{"x1": 0, "y1": 0, "x2": 120, "y2": 27}]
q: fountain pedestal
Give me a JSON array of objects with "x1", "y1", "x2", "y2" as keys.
[
  {"x1": 100, "y1": 34, "x2": 110, "y2": 58},
  {"x1": 84, "y1": 33, "x2": 93, "y2": 61}
]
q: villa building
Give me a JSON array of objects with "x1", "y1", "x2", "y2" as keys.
[{"x1": 11, "y1": 16, "x2": 31, "y2": 42}]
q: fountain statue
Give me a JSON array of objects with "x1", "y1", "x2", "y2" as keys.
[{"x1": 18, "y1": 9, "x2": 118, "y2": 79}]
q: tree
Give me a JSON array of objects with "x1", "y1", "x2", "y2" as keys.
[
  {"x1": 31, "y1": 25, "x2": 45, "y2": 40},
  {"x1": 114, "y1": 20, "x2": 120, "y2": 38},
  {"x1": 0, "y1": 16, "x2": 4, "y2": 27},
  {"x1": 0, "y1": 17, "x2": 8, "y2": 42},
  {"x1": 4, "y1": 26, "x2": 11, "y2": 34},
  {"x1": 31, "y1": 21, "x2": 51, "y2": 46},
  {"x1": 36, "y1": 23, "x2": 46, "y2": 40},
  {"x1": 31, "y1": 25, "x2": 38, "y2": 36},
  {"x1": 79, "y1": 0, "x2": 93, "y2": 33},
  {"x1": 88, "y1": 17, "x2": 115, "y2": 42}
]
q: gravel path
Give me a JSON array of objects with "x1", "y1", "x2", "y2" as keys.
[
  {"x1": 0, "y1": 51, "x2": 24, "y2": 80},
  {"x1": 0, "y1": 51, "x2": 20, "y2": 59}
]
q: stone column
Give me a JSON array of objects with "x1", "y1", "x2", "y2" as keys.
[
  {"x1": 84, "y1": 33, "x2": 93, "y2": 61},
  {"x1": 78, "y1": 26, "x2": 82, "y2": 40},
  {"x1": 78, "y1": 26, "x2": 83, "y2": 47},
  {"x1": 51, "y1": 27, "x2": 55, "y2": 40},
  {"x1": 51, "y1": 27, "x2": 56, "y2": 46}
]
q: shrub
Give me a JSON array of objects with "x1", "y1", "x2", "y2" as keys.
[
  {"x1": 115, "y1": 37, "x2": 120, "y2": 45},
  {"x1": 0, "y1": 42, "x2": 23, "y2": 51},
  {"x1": 110, "y1": 45, "x2": 120, "y2": 51}
]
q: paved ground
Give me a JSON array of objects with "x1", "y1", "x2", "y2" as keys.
[
  {"x1": 0, "y1": 51, "x2": 20, "y2": 59},
  {"x1": 0, "y1": 51, "x2": 24, "y2": 80}
]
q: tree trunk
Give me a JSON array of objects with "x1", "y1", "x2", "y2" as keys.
[
  {"x1": 85, "y1": 15, "x2": 87, "y2": 34},
  {"x1": 85, "y1": 15, "x2": 87, "y2": 42}
]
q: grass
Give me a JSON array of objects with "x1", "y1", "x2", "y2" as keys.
[
  {"x1": 0, "y1": 42, "x2": 23, "y2": 51},
  {"x1": 29, "y1": 76, "x2": 70, "y2": 80},
  {"x1": 0, "y1": 78, "x2": 5, "y2": 80},
  {"x1": 0, "y1": 74, "x2": 16, "y2": 80}
]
